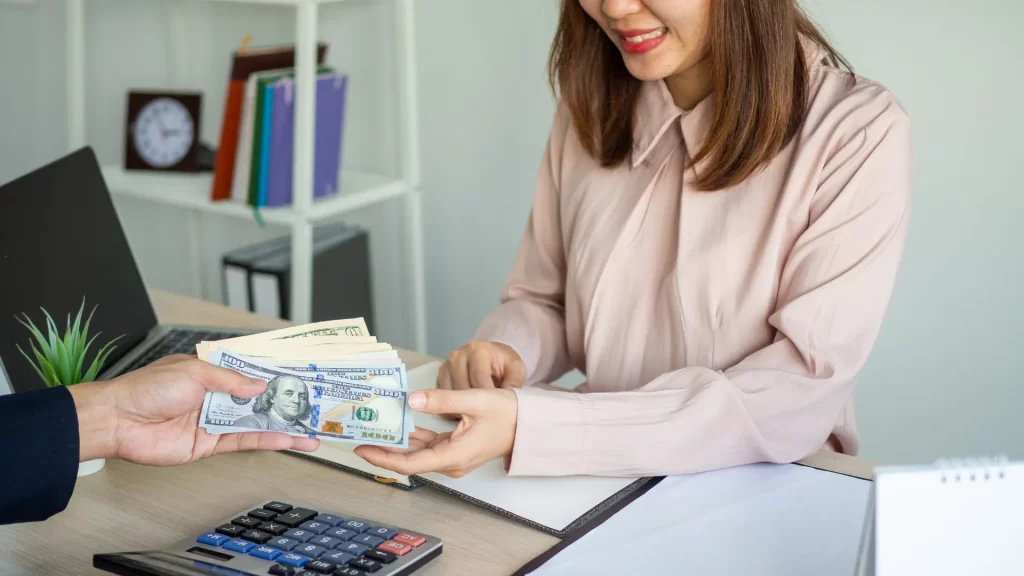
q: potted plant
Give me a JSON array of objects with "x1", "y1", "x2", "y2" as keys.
[{"x1": 16, "y1": 298, "x2": 121, "y2": 477}]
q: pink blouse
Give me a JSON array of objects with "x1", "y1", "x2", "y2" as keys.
[{"x1": 474, "y1": 44, "x2": 914, "y2": 477}]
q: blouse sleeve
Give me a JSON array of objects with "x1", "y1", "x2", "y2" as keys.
[
  {"x1": 506, "y1": 95, "x2": 914, "y2": 477},
  {"x1": 473, "y1": 103, "x2": 574, "y2": 386}
]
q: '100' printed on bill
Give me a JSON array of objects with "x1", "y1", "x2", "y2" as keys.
[{"x1": 198, "y1": 350, "x2": 412, "y2": 448}]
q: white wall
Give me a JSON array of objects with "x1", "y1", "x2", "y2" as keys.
[
  {"x1": 1, "y1": 0, "x2": 1020, "y2": 466},
  {"x1": 0, "y1": 0, "x2": 414, "y2": 350},
  {"x1": 800, "y1": 0, "x2": 1024, "y2": 464}
]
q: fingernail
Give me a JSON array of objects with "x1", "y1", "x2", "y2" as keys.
[{"x1": 409, "y1": 391, "x2": 426, "y2": 410}]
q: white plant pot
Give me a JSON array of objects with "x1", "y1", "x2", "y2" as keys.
[{"x1": 78, "y1": 458, "x2": 105, "y2": 477}]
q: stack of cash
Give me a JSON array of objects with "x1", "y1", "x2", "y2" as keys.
[{"x1": 196, "y1": 318, "x2": 412, "y2": 448}]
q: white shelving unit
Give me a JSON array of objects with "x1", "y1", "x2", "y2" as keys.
[{"x1": 64, "y1": 0, "x2": 427, "y2": 352}]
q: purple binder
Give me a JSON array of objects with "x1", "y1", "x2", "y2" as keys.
[{"x1": 265, "y1": 73, "x2": 348, "y2": 207}]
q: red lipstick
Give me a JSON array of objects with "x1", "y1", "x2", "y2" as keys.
[{"x1": 615, "y1": 28, "x2": 667, "y2": 55}]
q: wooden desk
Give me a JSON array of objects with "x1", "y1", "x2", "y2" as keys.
[{"x1": 0, "y1": 289, "x2": 876, "y2": 576}]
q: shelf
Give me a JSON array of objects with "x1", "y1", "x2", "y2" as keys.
[{"x1": 102, "y1": 165, "x2": 411, "y2": 226}]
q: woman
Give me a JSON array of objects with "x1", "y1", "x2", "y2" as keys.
[{"x1": 355, "y1": 0, "x2": 912, "y2": 478}]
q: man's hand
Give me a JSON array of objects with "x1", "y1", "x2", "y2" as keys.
[{"x1": 69, "y1": 354, "x2": 319, "y2": 466}]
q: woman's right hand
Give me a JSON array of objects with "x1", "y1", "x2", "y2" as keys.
[{"x1": 437, "y1": 340, "x2": 526, "y2": 391}]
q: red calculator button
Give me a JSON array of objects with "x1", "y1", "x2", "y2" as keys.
[
  {"x1": 378, "y1": 540, "x2": 412, "y2": 556},
  {"x1": 393, "y1": 533, "x2": 425, "y2": 547}
]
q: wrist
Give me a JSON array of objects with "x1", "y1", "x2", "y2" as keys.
[
  {"x1": 501, "y1": 388, "x2": 519, "y2": 472},
  {"x1": 68, "y1": 381, "x2": 118, "y2": 461}
]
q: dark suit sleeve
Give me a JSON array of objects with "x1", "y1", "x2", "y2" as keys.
[{"x1": 0, "y1": 385, "x2": 79, "y2": 525}]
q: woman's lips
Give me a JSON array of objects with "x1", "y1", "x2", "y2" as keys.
[{"x1": 616, "y1": 27, "x2": 667, "y2": 55}]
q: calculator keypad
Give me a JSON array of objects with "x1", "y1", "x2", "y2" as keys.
[
  {"x1": 264, "y1": 502, "x2": 294, "y2": 514},
  {"x1": 248, "y1": 509, "x2": 278, "y2": 522},
  {"x1": 260, "y1": 522, "x2": 289, "y2": 536},
  {"x1": 299, "y1": 521, "x2": 331, "y2": 534},
  {"x1": 276, "y1": 508, "x2": 318, "y2": 527},
  {"x1": 294, "y1": 543, "x2": 327, "y2": 559},
  {"x1": 215, "y1": 524, "x2": 247, "y2": 538},
  {"x1": 305, "y1": 559, "x2": 337, "y2": 573},
  {"x1": 189, "y1": 501, "x2": 439, "y2": 576},
  {"x1": 232, "y1": 516, "x2": 264, "y2": 529},
  {"x1": 284, "y1": 529, "x2": 315, "y2": 543},
  {"x1": 241, "y1": 530, "x2": 272, "y2": 544}
]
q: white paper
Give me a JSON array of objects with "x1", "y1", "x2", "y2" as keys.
[
  {"x1": 251, "y1": 272, "x2": 281, "y2": 319},
  {"x1": 527, "y1": 462, "x2": 872, "y2": 575},
  {"x1": 873, "y1": 462, "x2": 1024, "y2": 575},
  {"x1": 409, "y1": 362, "x2": 641, "y2": 533}
]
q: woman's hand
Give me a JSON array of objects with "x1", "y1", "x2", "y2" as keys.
[
  {"x1": 438, "y1": 340, "x2": 526, "y2": 391},
  {"x1": 353, "y1": 388, "x2": 518, "y2": 478},
  {"x1": 69, "y1": 354, "x2": 320, "y2": 465}
]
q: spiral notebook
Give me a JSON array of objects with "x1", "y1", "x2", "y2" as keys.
[{"x1": 856, "y1": 456, "x2": 1023, "y2": 575}]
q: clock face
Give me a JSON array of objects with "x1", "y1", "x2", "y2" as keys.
[{"x1": 132, "y1": 97, "x2": 195, "y2": 168}]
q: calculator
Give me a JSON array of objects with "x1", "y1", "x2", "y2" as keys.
[{"x1": 93, "y1": 500, "x2": 443, "y2": 576}]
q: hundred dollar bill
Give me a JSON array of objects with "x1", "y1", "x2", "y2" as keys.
[
  {"x1": 199, "y1": 350, "x2": 410, "y2": 448},
  {"x1": 274, "y1": 360, "x2": 415, "y2": 441},
  {"x1": 277, "y1": 361, "x2": 408, "y2": 389},
  {"x1": 267, "y1": 319, "x2": 370, "y2": 339},
  {"x1": 210, "y1": 319, "x2": 371, "y2": 347}
]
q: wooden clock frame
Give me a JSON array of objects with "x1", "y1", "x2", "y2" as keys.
[{"x1": 124, "y1": 90, "x2": 203, "y2": 173}]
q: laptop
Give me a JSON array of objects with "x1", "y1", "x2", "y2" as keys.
[{"x1": 0, "y1": 147, "x2": 249, "y2": 395}]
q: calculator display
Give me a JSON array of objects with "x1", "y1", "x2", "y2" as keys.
[{"x1": 95, "y1": 551, "x2": 259, "y2": 576}]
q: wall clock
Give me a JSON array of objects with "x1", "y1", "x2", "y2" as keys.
[{"x1": 124, "y1": 91, "x2": 202, "y2": 172}]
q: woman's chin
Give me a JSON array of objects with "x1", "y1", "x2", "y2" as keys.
[{"x1": 620, "y1": 53, "x2": 679, "y2": 82}]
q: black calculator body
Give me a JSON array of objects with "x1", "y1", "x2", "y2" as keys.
[{"x1": 93, "y1": 500, "x2": 443, "y2": 576}]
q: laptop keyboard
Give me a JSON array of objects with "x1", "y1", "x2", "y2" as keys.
[{"x1": 122, "y1": 328, "x2": 244, "y2": 372}]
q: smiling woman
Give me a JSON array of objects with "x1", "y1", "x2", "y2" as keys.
[
  {"x1": 555, "y1": 0, "x2": 849, "y2": 191},
  {"x1": 356, "y1": 0, "x2": 913, "y2": 481}
]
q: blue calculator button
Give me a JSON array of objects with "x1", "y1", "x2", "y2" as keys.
[
  {"x1": 284, "y1": 529, "x2": 315, "y2": 543},
  {"x1": 325, "y1": 528, "x2": 356, "y2": 541},
  {"x1": 314, "y1": 514, "x2": 345, "y2": 526},
  {"x1": 323, "y1": 551, "x2": 356, "y2": 566},
  {"x1": 294, "y1": 543, "x2": 326, "y2": 558},
  {"x1": 224, "y1": 539, "x2": 255, "y2": 553},
  {"x1": 299, "y1": 521, "x2": 330, "y2": 534},
  {"x1": 196, "y1": 532, "x2": 229, "y2": 547},
  {"x1": 368, "y1": 527, "x2": 398, "y2": 540},
  {"x1": 278, "y1": 552, "x2": 310, "y2": 568},
  {"x1": 353, "y1": 534, "x2": 384, "y2": 547},
  {"x1": 309, "y1": 535, "x2": 341, "y2": 550},
  {"x1": 249, "y1": 545, "x2": 282, "y2": 560},
  {"x1": 336, "y1": 542, "x2": 369, "y2": 556},
  {"x1": 341, "y1": 520, "x2": 370, "y2": 533},
  {"x1": 268, "y1": 537, "x2": 299, "y2": 551}
]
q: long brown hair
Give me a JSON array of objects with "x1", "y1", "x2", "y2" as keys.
[{"x1": 548, "y1": 1, "x2": 850, "y2": 191}]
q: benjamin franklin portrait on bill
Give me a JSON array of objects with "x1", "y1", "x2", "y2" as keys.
[{"x1": 233, "y1": 375, "x2": 315, "y2": 434}]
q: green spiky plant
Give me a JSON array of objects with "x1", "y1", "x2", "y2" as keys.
[{"x1": 15, "y1": 298, "x2": 122, "y2": 387}]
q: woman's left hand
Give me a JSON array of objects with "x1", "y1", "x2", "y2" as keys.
[{"x1": 354, "y1": 388, "x2": 518, "y2": 478}]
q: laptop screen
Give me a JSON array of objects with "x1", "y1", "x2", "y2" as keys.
[{"x1": 0, "y1": 147, "x2": 158, "y2": 393}]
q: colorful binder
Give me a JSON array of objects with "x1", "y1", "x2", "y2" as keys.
[
  {"x1": 210, "y1": 42, "x2": 327, "y2": 201},
  {"x1": 263, "y1": 72, "x2": 348, "y2": 207}
]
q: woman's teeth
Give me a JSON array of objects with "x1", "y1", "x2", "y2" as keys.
[{"x1": 624, "y1": 29, "x2": 666, "y2": 43}]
